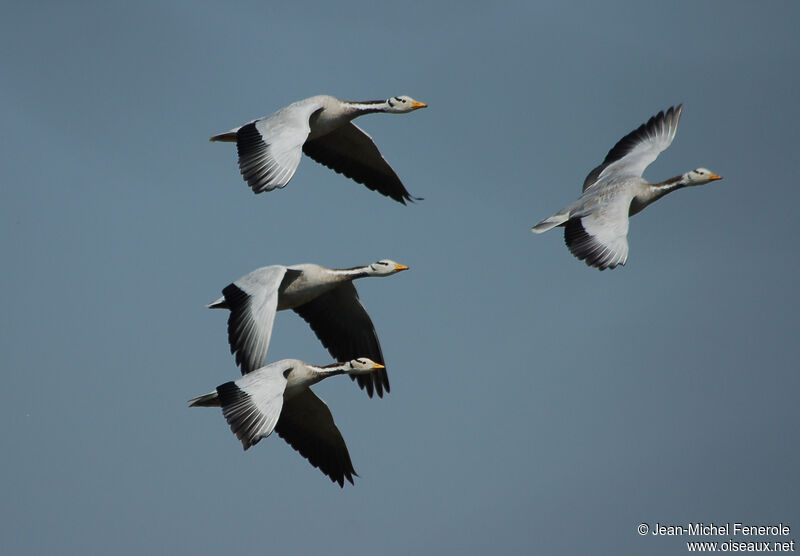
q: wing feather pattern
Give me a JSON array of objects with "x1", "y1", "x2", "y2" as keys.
[
  {"x1": 564, "y1": 205, "x2": 630, "y2": 270},
  {"x1": 221, "y1": 266, "x2": 287, "y2": 374},
  {"x1": 293, "y1": 283, "x2": 389, "y2": 398},
  {"x1": 227, "y1": 101, "x2": 324, "y2": 193},
  {"x1": 216, "y1": 364, "x2": 289, "y2": 449},
  {"x1": 583, "y1": 105, "x2": 683, "y2": 191},
  {"x1": 302, "y1": 122, "x2": 416, "y2": 204},
  {"x1": 275, "y1": 390, "x2": 356, "y2": 487}
]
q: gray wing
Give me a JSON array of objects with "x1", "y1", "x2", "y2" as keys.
[
  {"x1": 293, "y1": 282, "x2": 389, "y2": 398},
  {"x1": 302, "y1": 122, "x2": 416, "y2": 204},
  {"x1": 582, "y1": 105, "x2": 683, "y2": 191},
  {"x1": 563, "y1": 195, "x2": 631, "y2": 270},
  {"x1": 275, "y1": 389, "x2": 356, "y2": 487},
  {"x1": 226, "y1": 101, "x2": 324, "y2": 193},
  {"x1": 215, "y1": 363, "x2": 289, "y2": 449},
  {"x1": 220, "y1": 266, "x2": 288, "y2": 374}
]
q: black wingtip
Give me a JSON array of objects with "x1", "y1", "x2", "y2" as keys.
[
  {"x1": 221, "y1": 283, "x2": 255, "y2": 374},
  {"x1": 397, "y1": 191, "x2": 424, "y2": 205},
  {"x1": 337, "y1": 468, "x2": 358, "y2": 488},
  {"x1": 350, "y1": 368, "x2": 390, "y2": 398},
  {"x1": 564, "y1": 219, "x2": 624, "y2": 271},
  {"x1": 329, "y1": 467, "x2": 356, "y2": 488}
]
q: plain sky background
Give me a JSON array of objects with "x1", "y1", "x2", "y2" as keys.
[{"x1": 1, "y1": 2, "x2": 798, "y2": 554}]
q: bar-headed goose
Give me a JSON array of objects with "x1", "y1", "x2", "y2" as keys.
[
  {"x1": 531, "y1": 105, "x2": 722, "y2": 270},
  {"x1": 210, "y1": 95, "x2": 427, "y2": 204},
  {"x1": 190, "y1": 357, "x2": 384, "y2": 487},
  {"x1": 208, "y1": 259, "x2": 408, "y2": 398}
]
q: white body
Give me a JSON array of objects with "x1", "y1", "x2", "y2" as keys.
[
  {"x1": 210, "y1": 94, "x2": 427, "y2": 203},
  {"x1": 189, "y1": 357, "x2": 383, "y2": 487},
  {"x1": 532, "y1": 105, "x2": 722, "y2": 270},
  {"x1": 208, "y1": 260, "x2": 408, "y2": 398}
]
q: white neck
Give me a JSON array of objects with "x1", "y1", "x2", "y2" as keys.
[
  {"x1": 283, "y1": 362, "x2": 349, "y2": 398},
  {"x1": 330, "y1": 265, "x2": 372, "y2": 279},
  {"x1": 311, "y1": 362, "x2": 351, "y2": 380},
  {"x1": 341, "y1": 99, "x2": 392, "y2": 115}
]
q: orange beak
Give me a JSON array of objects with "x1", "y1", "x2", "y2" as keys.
[
  {"x1": 411, "y1": 100, "x2": 427, "y2": 110},
  {"x1": 708, "y1": 173, "x2": 723, "y2": 181},
  {"x1": 394, "y1": 263, "x2": 409, "y2": 271}
]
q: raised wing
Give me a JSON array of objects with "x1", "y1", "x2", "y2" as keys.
[
  {"x1": 227, "y1": 101, "x2": 324, "y2": 193},
  {"x1": 216, "y1": 363, "x2": 290, "y2": 449},
  {"x1": 275, "y1": 389, "x2": 356, "y2": 487},
  {"x1": 293, "y1": 283, "x2": 389, "y2": 398},
  {"x1": 582, "y1": 105, "x2": 683, "y2": 191},
  {"x1": 221, "y1": 266, "x2": 289, "y2": 374},
  {"x1": 302, "y1": 122, "x2": 416, "y2": 204}
]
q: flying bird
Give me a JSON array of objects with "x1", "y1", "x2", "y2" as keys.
[
  {"x1": 531, "y1": 105, "x2": 722, "y2": 270},
  {"x1": 208, "y1": 259, "x2": 408, "y2": 398},
  {"x1": 190, "y1": 357, "x2": 384, "y2": 487},
  {"x1": 210, "y1": 95, "x2": 427, "y2": 204}
]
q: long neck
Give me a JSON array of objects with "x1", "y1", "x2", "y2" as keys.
[
  {"x1": 311, "y1": 362, "x2": 351, "y2": 380},
  {"x1": 330, "y1": 265, "x2": 371, "y2": 280},
  {"x1": 630, "y1": 174, "x2": 687, "y2": 216},
  {"x1": 285, "y1": 363, "x2": 350, "y2": 397},
  {"x1": 341, "y1": 99, "x2": 391, "y2": 116},
  {"x1": 283, "y1": 362, "x2": 343, "y2": 398}
]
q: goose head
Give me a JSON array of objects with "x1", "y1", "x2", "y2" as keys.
[
  {"x1": 346, "y1": 358, "x2": 385, "y2": 375},
  {"x1": 385, "y1": 95, "x2": 427, "y2": 113},
  {"x1": 367, "y1": 259, "x2": 409, "y2": 276},
  {"x1": 684, "y1": 168, "x2": 723, "y2": 186}
]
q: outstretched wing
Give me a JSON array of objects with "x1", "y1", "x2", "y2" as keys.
[
  {"x1": 583, "y1": 105, "x2": 683, "y2": 191},
  {"x1": 563, "y1": 197, "x2": 631, "y2": 270},
  {"x1": 275, "y1": 390, "x2": 357, "y2": 487},
  {"x1": 213, "y1": 100, "x2": 324, "y2": 193},
  {"x1": 302, "y1": 122, "x2": 416, "y2": 204},
  {"x1": 219, "y1": 266, "x2": 291, "y2": 374},
  {"x1": 293, "y1": 283, "x2": 389, "y2": 398},
  {"x1": 215, "y1": 362, "x2": 290, "y2": 449}
]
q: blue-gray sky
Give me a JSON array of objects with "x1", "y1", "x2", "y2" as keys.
[{"x1": 1, "y1": 2, "x2": 798, "y2": 554}]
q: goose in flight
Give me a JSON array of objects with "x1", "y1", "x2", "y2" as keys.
[
  {"x1": 208, "y1": 259, "x2": 408, "y2": 398},
  {"x1": 190, "y1": 357, "x2": 384, "y2": 487},
  {"x1": 531, "y1": 105, "x2": 722, "y2": 270},
  {"x1": 210, "y1": 95, "x2": 427, "y2": 204}
]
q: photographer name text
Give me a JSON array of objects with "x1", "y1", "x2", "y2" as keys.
[{"x1": 650, "y1": 523, "x2": 791, "y2": 537}]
